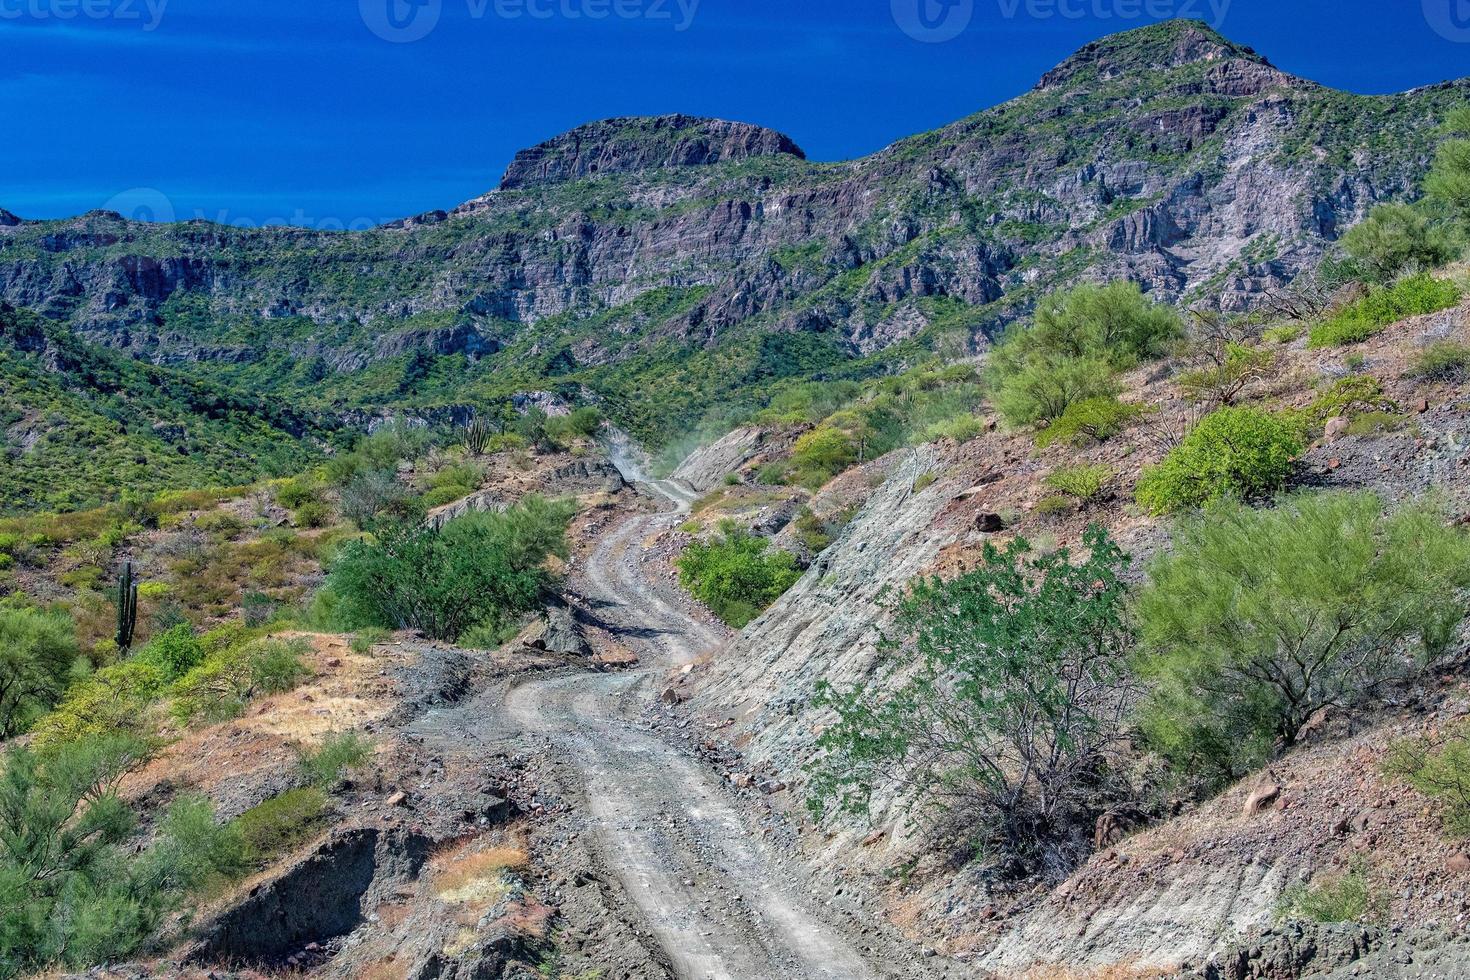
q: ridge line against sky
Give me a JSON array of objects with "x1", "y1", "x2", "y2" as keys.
[{"x1": 4, "y1": 0, "x2": 1469, "y2": 226}]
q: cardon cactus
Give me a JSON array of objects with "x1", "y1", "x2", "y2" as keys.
[
  {"x1": 462, "y1": 418, "x2": 493, "y2": 455},
  {"x1": 115, "y1": 560, "x2": 139, "y2": 653}
]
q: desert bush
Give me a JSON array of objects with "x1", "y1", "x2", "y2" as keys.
[
  {"x1": 546, "y1": 406, "x2": 604, "y2": 447},
  {"x1": 1034, "y1": 396, "x2": 1145, "y2": 449},
  {"x1": 1135, "y1": 407, "x2": 1302, "y2": 514},
  {"x1": 170, "y1": 636, "x2": 311, "y2": 725},
  {"x1": 811, "y1": 526, "x2": 1135, "y2": 882},
  {"x1": 1045, "y1": 464, "x2": 1113, "y2": 502},
  {"x1": 1383, "y1": 725, "x2": 1470, "y2": 837},
  {"x1": 1408, "y1": 340, "x2": 1470, "y2": 382},
  {"x1": 349, "y1": 626, "x2": 390, "y2": 655},
  {"x1": 1277, "y1": 862, "x2": 1383, "y2": 924},
  {"x1": 0, "y1": 606, "x2": 82, "y2": 739},
  {"x1": 1308, "y1": 274, "x2": 1462, "y2": 347},
  {"x1": 1263, "y1": 324, "x2": 1304, "y2": 345},
  {"x1": 988, "y1": 282, "x2": 1182, "y2": 427},
  {"x1": 292, "y1": 500, "x2": 333, "y2": 529},
  {"x1": 1341, "y1": 203, "x2": 1457, "y2": 283},
  {"x1": 991, "y1": 354, "x2": 1122, "y2": 429},
  {"x1": 300, "y1": 731, "x2": 373, "y2": 789},
  {"x1": 1176, "y1": 342, "x2": 1276, "y2": 407},
  {"x1": 273, "y1": 478, "x2": 321, "y2": 511},
  {"x1": 339, "y1": 468, "x2": 419, "y2": 528},
  {"x1": 0, "y1": 736, "x2": 244, "y2": 975},
  {"x1": 677, "y1": 523, "x2": 802, "y2": 628},
  {"x1": 1135, "y1": 492, "x2": 1470, "y2": 783},
  {"x1": 232, "y1": 787, "x2": 331, "y2": 862},
  {"x1": 327, "y1": 495, "x2": 574, "y2": 642},
  {"x1": 1427, "y1": 105, "x2": 1470, "y2": 226}
]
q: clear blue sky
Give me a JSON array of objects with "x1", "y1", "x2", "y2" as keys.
[{"x1": 5, "y1": 0, "x2": 1469, "y2": 226}]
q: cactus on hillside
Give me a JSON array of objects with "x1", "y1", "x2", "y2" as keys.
[{"x1": 115, "y1": 560, "x2": 139, "y2": 653}]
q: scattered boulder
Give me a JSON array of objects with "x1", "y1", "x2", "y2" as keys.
[
  {"x1": 1324, "y1": 416, "x2": 1350, "y2": 441},
  {"x1": 1243, "y1": 780, "x2": 1282, "y2": 816},
  {"x1": 974, "y1": 511, "x2": 1005, "y2": 533}
]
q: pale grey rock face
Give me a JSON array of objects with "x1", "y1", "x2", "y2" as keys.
[{"x1": 670, "y1": 426, "x2": 767, "y2": 492}]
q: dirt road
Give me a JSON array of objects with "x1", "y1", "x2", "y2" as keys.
[{"x1": 500, "y1": 478, "x2": 922, "y2": 980}]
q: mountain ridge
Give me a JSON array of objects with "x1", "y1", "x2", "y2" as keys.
[{"x1": 1, "y1": 19, "x2": 1467, "y2": 469}]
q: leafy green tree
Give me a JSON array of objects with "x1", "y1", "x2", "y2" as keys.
[
  {"x1": 0, "y1": 736, "x2": 244, "y2": 976},
  {"x1": 0, "y1": 607, "x2": 80, "y2": 739},
  {"x1": 327, "y1": 495, "x2": 574, "y2": 642},
  {"x1": 810, "y1": 526, "x2": 1135, "y2": 880},
  {"x1": 1135, "y1": 492, "x2": 1470, "y2": 783},
  {"x1": 1025, "y1": 281, "x2": 1184, "y2": 365},
  {"x1": 1135, "y1": 407, "x2": 1302, "y2": 514},
  {"x1": 1426, "y1": 106, "x2": 1470, "y2": 227},
  {"x1": 1341, "y1": 203, "x2": 1457, "y2": 283},
  {"x1": 676, "y1": 524, "x2": 802, "y2": 627}
]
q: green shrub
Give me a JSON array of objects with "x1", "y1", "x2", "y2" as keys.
[
  {"x1": 991, "y1": 354, "x2": 1122, "y2": 428},
  {"x1": 1176, "y1": 343, "x2": 1275, "y2": 407},
  {"x1": 1035, "y1": 396, "x2": 1145, "y2": 449},
  {"x1": 1135, "y1": 407, "x2": 1302, "y2": 515},
  {"x1": 232, "y1": 787, "x2": 331, "y2": 862},
  {"x1": 810, "y1": 526, "x2": 1134, "y2": 879},
  {"x1": 0, "y1": 606, "x2": 81, "y2": 738},
  {"x1": 1408, "y1": 340, "x2": 1470, "y2": 382},
  {"x1": 1341, "y1": 203, "x2": 1457, "y2": 283},
  {"x1": 273, "y1": 478, "x2": 321, "y2": 510},
  {"x1": 1277, "y1": 863, "x2": 1382, "y2": 924},
  {"x1": 1308, "y1": 274, "x2": 1462, "y2": 348},
  {"x1": 1135, "y1": 492, "x2": 1470, "y2": 784},
  {"x1": 988, "y1": 282, "x2": 1182, "y2": 426},
  {"x1": 300, "y1": 731, "x2": 372, "y2": 788},
  {"x1": 1034, "y1": 494, "x2": 1076, "y2": 518},
  {"x1": 787, "y1": 425, "x2": 859, "y2": 489},
  {"x1": 170, "y1": 637, "x2": 311, "y2": 725},
  {"x1": 1383, "y1": 725, "x2": 1470, "y2": 837},
  {"x1": 1263, "y1": 324, "x2": 1304, "y2": 345},
  {"x1": 327, "y1": 495, "x2": 574, "y2": 642},
  {"x1": 349, "y1": 627, "x2": 390, "y2": 655},
  {"x1": 1426, "y1": 106, "x2": 1470, "y2": 226},
  {"x1": 292, "y1": 500, "x2": 333, "y2": 528},
  {"x1": 31, "y1": 658, "x2": 170, "y2": 749},
  {"x1": 137, "y1": 624, "x2": 206, "y2": 678},
  {"x1": 0, "y1": 737, "x2": 244, "y2": 975},
  {"x1": 677, "y1": 523, "x2": 802, "y2": 628},
  {"x1": 1045, "y1": 464, "x2": 1113, "y2": 501}
]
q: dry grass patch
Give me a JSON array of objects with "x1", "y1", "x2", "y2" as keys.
[{"x1": 432, "y1": 842, "x2": 530, "y2": 910}]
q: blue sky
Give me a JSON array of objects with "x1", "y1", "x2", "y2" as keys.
[{"x1": 5, "y1": 0, "x2": 1469, "y2": 226}]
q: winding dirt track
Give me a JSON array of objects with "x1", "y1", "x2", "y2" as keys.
[{"x1": 502, "y1": 479, "x2": 896, "y2": 980}]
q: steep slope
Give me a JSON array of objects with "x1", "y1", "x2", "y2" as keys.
[
  {"x1": 2, "y1": 21, "x2": 1465, "y2": 447},
  {"x1": 0, "y1": 302, "x2": 323, "y2": 512},
  {"x1": 678, "y1": 289, "x2": 1470, "y2": 973}
]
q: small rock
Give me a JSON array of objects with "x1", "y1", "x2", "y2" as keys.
[
  {"x1": 974, "y1": 512, "x2": 1005, "y2": 533},
  {"x1": 385, "y1": 791, "x2": 407, "y2": 807},
  {"x1": 1447, "y1": 852, "x2": 1470, "y2": 874},
  {"x1": 1414, "y1": 397, "x2": 1430, "y2": 414},
  {"x1": 1244, "y1": 781, "x2": 1282, "y2": 815},
  {"x1": 861, "y1": 829, "x2": 887, "y2": 847}
]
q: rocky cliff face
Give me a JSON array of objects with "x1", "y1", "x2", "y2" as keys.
[
  {"x1": 497, "y1": 114, "x2": 806, "y2": 190},
  {"x1": 1, "y1": 22, "x2": 1464, "y2": 412}
]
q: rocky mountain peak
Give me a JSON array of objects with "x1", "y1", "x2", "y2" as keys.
[
  {"x1": 497, "y1": 113, "x2": 806, "y2": 190},
  {"x1": 1036, "y1": 19, "x2": 1278, "y2": 91},
  {"x1": 0, "y1": 209, "x2": 21, "y2": 227}
]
